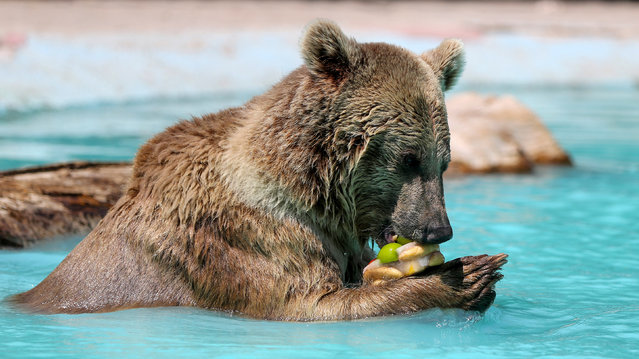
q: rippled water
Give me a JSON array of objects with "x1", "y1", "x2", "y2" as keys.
[{"x1": 1, "y1": 87, "x2": 638, "y2": 358}]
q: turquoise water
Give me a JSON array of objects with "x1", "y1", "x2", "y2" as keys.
[{"x1": 1, "y1": 87, "x2": 638, "y2": 358}]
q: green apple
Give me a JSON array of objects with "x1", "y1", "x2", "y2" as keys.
[{"x1": 377, "y1": 243, "x2": 402, "y2": 263}]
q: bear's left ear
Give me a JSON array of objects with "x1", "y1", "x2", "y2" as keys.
[
  {"x1": 421, "y1": 39, "x2": 465, "y2": 91},
  {"x1": 301, "y1": 20, "x2": 360, "y2": 81}
]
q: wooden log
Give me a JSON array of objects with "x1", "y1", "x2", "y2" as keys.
[{"x1": 0, "y1": 162, "x2": 131, "y2": 248}]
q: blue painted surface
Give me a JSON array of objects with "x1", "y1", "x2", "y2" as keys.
[{"x1": 1, "y1": 87, "x2": 638, "y2": 358}]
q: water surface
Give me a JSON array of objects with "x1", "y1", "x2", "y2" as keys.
[{"x1": 1, "y1": 87, "x2": 637, "y2": 358}]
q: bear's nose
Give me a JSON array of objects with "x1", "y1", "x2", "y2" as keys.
[{"x1": 420, "y1": 226, "x2": 453, "y2": 244}]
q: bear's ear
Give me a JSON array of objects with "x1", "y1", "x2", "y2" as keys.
[
  {"x1": 421, "y1": 39, "x2": 465, "y2": 91},
  {"x1": 301, "y1": 20, "x2": 360, "y2": 81}
]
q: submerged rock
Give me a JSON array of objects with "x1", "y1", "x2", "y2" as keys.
[
  {"x1": 446, "y1": 92, "x2": 571, "y2": 175},
  {"x1": 0, "y1": 92, "x2": 572, "y2": 247}
]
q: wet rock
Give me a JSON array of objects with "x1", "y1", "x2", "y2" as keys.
[
  {"x1": 0, "y1": 162, "x2": 131, "y2": 248},
  {"x1": 446, "y1": 92, "x2": 571, "y2": 175}
]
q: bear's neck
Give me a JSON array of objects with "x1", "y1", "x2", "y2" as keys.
[{"x1": 220, "y1": 67, "x2": 367, "y2": 281}]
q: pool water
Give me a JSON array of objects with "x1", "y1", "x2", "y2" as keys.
[{"x1": 1, "y1": 87, "x2": 638, "y2": 358}]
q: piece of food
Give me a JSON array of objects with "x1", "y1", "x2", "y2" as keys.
[
  {"x1": 427, "y1": 251, "x2": 445, "y2": 266},
  {"x1": 394, "y1": 235, "x2": 412, "y2": 245},
  {"x1": 377, "y1": 242, "x2": 402, "y2": 263},
  {"x1": 362, "y1": 259, "x2": 403, "y2": 283},
  {"x1": 397, "y1": 242, "x2": 440, "y2": 261},
  {"x1": 363, "y1": 239, "x2": 445, "y2": 285}
]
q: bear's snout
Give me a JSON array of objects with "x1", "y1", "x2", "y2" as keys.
[{"x1": 419, "y1": 225, "x2": 453, "y2": 244}]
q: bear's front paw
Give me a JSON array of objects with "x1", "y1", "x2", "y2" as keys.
[{"x1": 437, "y1": 254, "x2": 508, "y2": 312}]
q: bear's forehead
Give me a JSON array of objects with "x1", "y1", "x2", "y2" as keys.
[
  {"x1": 354, "y1": 43, "x2": 450, "y2": 158},
  {"x1": 362, "y1": 43, "x2": 431, "y2": 78},
  {"x1": 358, "y1": 43, "x2": 445, "y2": 114}
]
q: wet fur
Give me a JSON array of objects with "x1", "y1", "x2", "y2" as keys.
[{"x1": 12, "y1": 21, "x2": 506, "y2": 320}]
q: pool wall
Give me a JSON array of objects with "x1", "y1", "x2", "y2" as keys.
[{"x1": 2, "y1": 4, "x2": 639, "y2": 113}]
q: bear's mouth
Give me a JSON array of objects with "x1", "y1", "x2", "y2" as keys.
[
  {"x1": 382, "y1": 230, "x2": 396, "y2": 246},
  {"x1": 375, "y1": 227, "x2": 400, "y2": 248},
  {"x1": 373, "y1": 225, "x2": 415, "y2": 248}
]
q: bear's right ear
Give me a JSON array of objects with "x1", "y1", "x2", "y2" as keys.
[{"x1": 301, "y1": 20, "x2": 360, "y2": 81}]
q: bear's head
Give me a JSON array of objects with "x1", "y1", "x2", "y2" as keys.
[{"x1": 300, "y1": 21, "x2": 464, "y2": 249}]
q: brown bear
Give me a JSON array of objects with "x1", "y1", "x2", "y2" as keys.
[{"x1": 12, "y1": 21, "x2": 506, "y2": 320}]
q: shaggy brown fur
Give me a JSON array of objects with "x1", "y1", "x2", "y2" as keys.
[{"x1": 12, "y1": 21, "x2": 506, "y2": 320}]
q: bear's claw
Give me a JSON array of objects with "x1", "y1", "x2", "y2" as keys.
[
  {"x1": 424, "y1": 253, "x2": 507, "y2": 312},
  {"x1": 459, "y1": 253, "x2": 507, "y2": 312}
]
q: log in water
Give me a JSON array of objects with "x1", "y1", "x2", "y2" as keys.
[{"x1": 0, "y1": 162, "x2": 131, "y2": 248}]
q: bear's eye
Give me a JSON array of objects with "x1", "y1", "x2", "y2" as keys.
[{"x1": 401, "y1": 152, "x2": 420, "y2": 170}]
